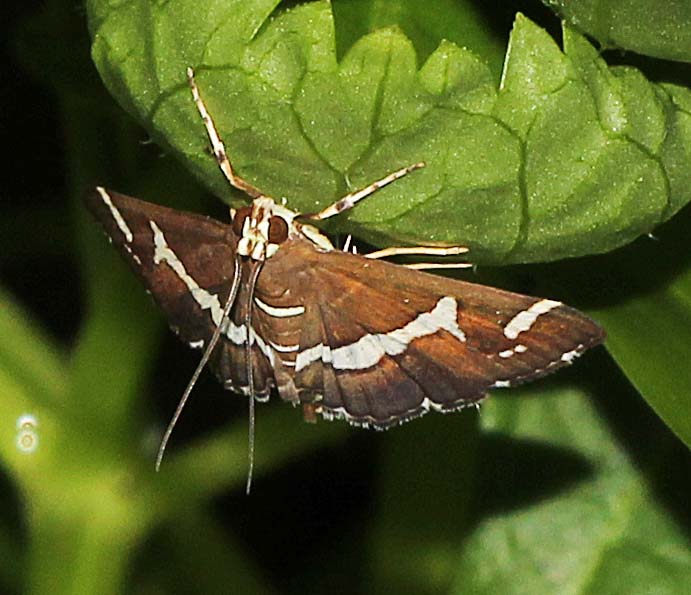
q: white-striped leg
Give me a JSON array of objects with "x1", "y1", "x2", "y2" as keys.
[
  {"x1": 365, "y1": 245, "x2": 471, "y2": 270},
  {"x1": 365, "y1": 246, "x2": 468, "y2": 259},
  {"x1": 187, "y1": 67, "x2": 264, "y2": 199},
  {"x1": 342, "y1": 234, "x2": 358, "y2": 254},
  {"x1": 404, "y1": 262, "x2": 473, "y2": 270},
  {"x1": 308, "y1": 162, "x2": 425, "y2": 221}
]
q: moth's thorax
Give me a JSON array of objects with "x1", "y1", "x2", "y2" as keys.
[{"x1": 234, "y1": 196, "x2": 334, "y2": 260}]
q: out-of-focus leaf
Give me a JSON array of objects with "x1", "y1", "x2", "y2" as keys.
[
  {"x1": 159, "y1": 511, "x2": 276, "y2": 595},
  {"x1": 451, "y1": 379, "x2": 691, "y2": 594},
  {"x1": 88, "y1": 1, "x2": 691, "y2": 263},
  {"x1": 149, "y1": 405, "x2": 347, "y2": 514},
  {"x1": 592, "y1": 208, "x2": 691, "y2": 448},
  {"x1": 369, "y1": 412, "x2": 479, "y2": 594},
  {"x1": 0, "y1": 287, "x2": 67, "y2": 407},
  {"x1": 544, "y1": 0, "x2": 691, "y2": 62},
  {"x1": 0, "y1": 287, "x2": 67, "y2": 482}
]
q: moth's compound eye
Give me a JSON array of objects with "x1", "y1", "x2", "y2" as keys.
[
  {"x1": 268, "y1": 216, "x2": 289, "y2": 244},
  {"x1": 232, "y1": 206, "x2": 253, "y2": 236}
]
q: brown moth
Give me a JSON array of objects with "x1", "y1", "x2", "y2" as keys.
[{"x1": 86, "y1": 69, "x2": 605, "y2": 491}]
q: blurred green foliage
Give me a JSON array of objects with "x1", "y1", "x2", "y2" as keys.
[{"x1": 1, "y1": 1, "x2": 690, "y2": 594}]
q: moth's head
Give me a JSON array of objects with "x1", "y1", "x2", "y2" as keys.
[{"x1": 232, "y1": 197, "x2": 295, "y2": 260}]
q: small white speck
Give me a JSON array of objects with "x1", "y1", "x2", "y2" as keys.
[
  {"x1": 561, "y1": 347, "x2": 582, "y2": 363},
  {"x1": 16, "y1": 413, "x2": 39, "y2": 454},
  {"x1": 16, "y1": 413, "x2": 38, "y2": 430},
  {"x1": 16, "y1": 429, "x2": 38, "y2": 454}
]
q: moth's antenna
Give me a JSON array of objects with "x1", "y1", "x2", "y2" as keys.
[
  {"x1": 244, "y1": 260, "x2": 264, "y2": 494},
  {"x1": 155, "y1": 256, "x2": 242, "y2": 472}
]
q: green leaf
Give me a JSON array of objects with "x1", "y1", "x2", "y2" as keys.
[
  {"x1": 370, "y1": 412, "x2": 479, "y2": 593},
  {"x1": 88, "y1": 1, "x2": 691, "y2": 263},
  {"x1": 157, "y1": 510, "x2": 276, "y2": 594},
  {"x1": 494, "y1": 17, "x2": 691, "y2": 262},
  {"x1": 367, "y1": 367, "x2": 691, "y2": 593},
  {"x1": 0, "y1": 286, "x2": 68, "y2": 491},
  {"x1": 544, "y1": 0, "x2": 691, "y2": 62},
  {"x1": 453, "y1": 380, "x2": 691, "y2": 594},
  {"x1": 0, "y1": 287, "x2": 67, "y2": 409},
  {"x1": 331, "y1": 0, "x2": 507, "y2": 77},
  {"x1": 591, "y1": 209, "x2": 691, "y2": 449}
]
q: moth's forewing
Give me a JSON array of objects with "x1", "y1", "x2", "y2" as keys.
[{"x1": 86, "y1": 188, "x2": 238, "y2": 349}]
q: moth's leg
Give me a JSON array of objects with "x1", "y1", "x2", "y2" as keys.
[
  {"x1": 342, "y1": 234, "x2": 358, "y2": 254},
  {"x1": 187, "y1": 67, "x2": 264, "y2": 199},
  {"x1": 307, "y1": 162, "x2": 425, "y2": 221},
  {"x1": 404, "y1": 262, "x2": 473, "y2": 270},
  {"x1": 302, "y1": 403, "x2": 319, "y2": 424},
  {"x1": 365, "y1": 246, "x2": 468, "y2": 259},
  {"x1": 364, "y1": 245, "x2": 471, "y2": 270}
]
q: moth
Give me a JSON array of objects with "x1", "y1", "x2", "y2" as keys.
[{"x1": 86, "y1": 69, "x2": 605, "y2": 490}]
